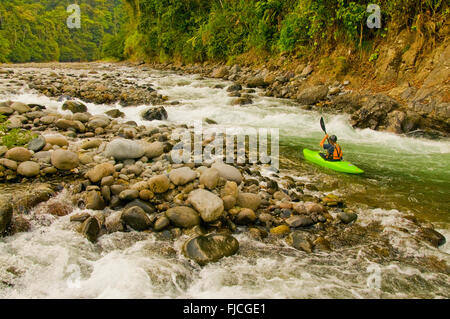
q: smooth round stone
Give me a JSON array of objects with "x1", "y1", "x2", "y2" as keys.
[
  {"x1": 28, "y1": 136, "x2": 46, "y2": 152},
  {"x1": 17, "y1": 161, "x2": 40, "y2": 177}
]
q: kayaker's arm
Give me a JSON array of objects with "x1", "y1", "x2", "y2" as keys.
[{"x1": 320, "y1": 134, "x2": 329, "y2": 148}]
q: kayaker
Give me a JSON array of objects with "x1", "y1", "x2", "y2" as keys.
[{"x1": 319, "y1": 134, "x2": 343, "y2": 161}]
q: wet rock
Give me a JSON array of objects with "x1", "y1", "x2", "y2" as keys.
[
  {"x1": 212, "y1": 162, "x2": 242, "y2": 184},
  {"x1": 62, "y1": 101, "x2": 87, "y2": 113},
  {"x1": 142, "y1": 106, "x2": 168, "y2": 121},
  {"x1": 235, "y1": 208, "x2": 256, "y2": 225},
  {"x1": 227, "y1": 84, "x2": 242, "y2": 92},
  {"x1": 85, "y1": 191, "x2": 106, "y2": 210},
  {"x1": 199, "y1": 168, "x2": 220, "y2": 190},
  {"x1": 418, "y1": 228, "x2": 446, "y2": 247},
  {"x1": 81, "y1": 139, "x2": 102, "y2": 150},
  {"x1": 80, "y1": 217, "x2": 100, "y2": 243},
  {"x1": 119, "y1": 189, "x2": 139, "y2": 201},
  {"x1": 86, "y1": 163, "x2": 115, "y2": 183},
  {"x1": 211, "y1": 66, "x2": 229, "y2": 78},
  {"x1": 144, "y1": 141, "x2": 165, "y2": 159},
  {"x1": 104, "y1": 139, "x2": 145, "y2": 160},
  {"x1": 44, "y1": 134, "x2": 68, "y2": 147},
  {"x1": 154, "y1": 216, "x2": 170, "y2": 231},
  {"x1": 313, "y1": 237, "x2": 332, "y2": 251},
  {"x1": 237, "y1": 193, "x2": 261, "y2": 211},
  {"x1": 166, "y1": 206, "x2": 201, "y2": 228},
  {"x1": 28, "y1": 136, "x2": 46, "y2": 152},
  {"x1": 188, "y1": 189, "x2": 224, "y2": 223},
  {"x1": 10, "y1": 102, "x2": 31, "y2": 114},
  {"x1": 183, "y1": 233, "x2": 239, "y2": 265},
  {"x1": 270, "y1": 225, "x2": 290, "y2": 235},
  {"x1": 0, "y1": 159, "x2": 18, "y2": 170},
  {"x1": 105, "y1": 109, "x2": 125, "y2": 118},
  {"x1": 350, "y1": 94, "x2": 399, "y2": 130},
  {"x1": 19, "y1": 185, "x2": 54, "y2": 212},
  {"x1": 17, "y1": 161, "x2": 40, "y2": 177},
  {"x1": 286, "y1": 215, "x2": 315, "y2": 228},
  {"x1": 105, "y1": 211, "x2": 124, "y2": 233},
  {"x1": 305, "y1": 202, "x2": 325, "y2": 214},
  {"x1": 246, "y1": 75, "x2": 267, "y2": 88},
  {"x1": 124, "y1": 199, "x2": 155, "y2": 215},
  {"x1": 10, "y1": 215, "x2": 31, "y2": 234},
  {"x1": 0, "y1": 106, "x2": 14, "y2": 115},
  {"x1": 289, "y1": 231, "x2": 314, "y2": 253},
  {"x1": 5, "y1": 147, "x2": 32, "y2": 162},
  {"x1": 0, "y1": 146, "x2": 7, "y2": 157},
  {"x1": 121, "y1": 206, "x2": 152, "y2": 231},
  {"x1": 338, "y1": 211, "x2": 358, "y2": 224},
  {"x1": 70, "y1": 212, "x2": 91, "y2": 222},
  {"x1": 47, "y1": 202, "x2": 73, "y2": 217},
  {"x1": 296, "y1": 85, "x2": 329, "y2": 105},
  {"x1": 148, "y1": 175, "x2": 170, "y2": 194},
  {"x1": 231, "y1": 97, "x2": 253, "y2": 106},
  {"x1": 169, "y1": 167, "x2": 197, "y2": 186},
  {"x1": 0, "y1": 196, "x2": 13, "y2": 234},
  {"x1": 51, "y1": 149, "x2": 79, "y2": 170}
]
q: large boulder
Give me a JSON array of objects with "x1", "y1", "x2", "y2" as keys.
[
  {"x1": 17, "y1": 161, "x2": 40, "y2": 177},
  {"x1": 183, "y1": 234, "x2": 239, "y2": 265},
  {"x1": 142, "y1": 107, "x2": 168, "y2": 121},
  {"x1": 166, "y1": 206, "x2": 201, "y2": 228},
  {"x1": 296, "y1": 85, "x2": 329, "y2": 105},
  {"x1": 169, "y1": 167, "x2": 197, "y2": 186},
  {"x1": 350, "y1": 94, "x2": 399, "y2": 130},
  {"x1": 104, "y1": 139, "x2": 145, "y2": 160},
  {"x1": 5, "y1": 147, "x2": 32, "y2": 162},
  {"x1": 211, "y1": 162, "x2": 242, "y2": 184},
  {"x1": 188, "y1": 189, "x2": 224, "y2": 223},
  {"x1": 62, "y1": 100, "x2": 87, "y2": 113},
  {"x1": 86, "y1": 163, "x2": 115, "y2": 183},
  {"x1": 121, "y1": 206, "x2": 152, "y2": 231},
  {"x1": 51, "y1": 149, "x2": 79, "y2": 170},
  {"x1": 148, "y1": 175, "x2": 170, "y2": 194}
]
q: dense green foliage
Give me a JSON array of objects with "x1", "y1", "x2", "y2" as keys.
[
  {"x1": 0, "y1": 0, "x2": 123, "y2": 62},
  {"x1": 1, "y1": 0, "x2": 447, "y2": 63},
  {"x1": 117, "y1": 0, "x2": 447, "y2": 63}
]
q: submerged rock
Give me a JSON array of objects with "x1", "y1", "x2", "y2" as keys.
[
  {"x1": 183, "y1": 234, "x2": 239, "y2": 265},
  {"x1": 142, "y1": 106, "x2": 168, "y2": 121},
  {"x1": 0, "y1": 196, "x2": 13, "y2": 234}
]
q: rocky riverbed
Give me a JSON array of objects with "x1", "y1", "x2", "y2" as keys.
[{"x1": 0, "y1": 62, "x2": 449, "y2": 298}]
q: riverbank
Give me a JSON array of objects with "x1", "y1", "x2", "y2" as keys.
[{"x1": 0, "y1": 62, "x2": 449, "y2": 298}]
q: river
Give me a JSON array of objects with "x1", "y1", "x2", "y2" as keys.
[{"x1": 0, "y1": 64, "x2": 449, "y2": 298}]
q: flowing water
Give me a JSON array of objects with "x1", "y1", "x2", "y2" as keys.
[{"x1": 0, "y1": 64, "x2": 449, "y2": 298}]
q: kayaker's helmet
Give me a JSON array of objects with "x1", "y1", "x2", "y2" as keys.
[{"x1": 330, "y1": 135, "x2": 337, "y2": 143}]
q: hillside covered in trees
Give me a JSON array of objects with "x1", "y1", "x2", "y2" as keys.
[
  {"x1": 0, "y1": 0, "x2": 447, "y2": 65},
  {"x1": 0, "y1": 0, "x2": 123, "y2": 63}
]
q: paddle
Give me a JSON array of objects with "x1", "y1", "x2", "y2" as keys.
[{"x1": 320, "y1": 117, "x2": 330, "y2": 144}]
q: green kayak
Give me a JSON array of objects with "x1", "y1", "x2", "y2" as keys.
[{"x1": 303, "y1": 149, "x2": 364, "y2": 174}]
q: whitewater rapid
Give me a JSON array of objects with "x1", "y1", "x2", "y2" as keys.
[{"x1": 0, "y1": 64, "x2": 449, "y2": 298}]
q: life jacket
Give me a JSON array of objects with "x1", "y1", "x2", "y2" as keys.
[{"x1": 328, "y1": 143, "x2": 343, "y2": 161}]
